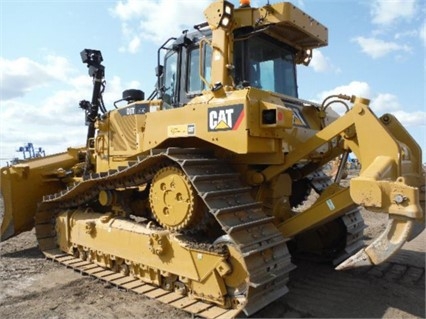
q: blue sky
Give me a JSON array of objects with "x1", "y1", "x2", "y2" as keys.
[{"x1": 1, "y1": 0, "x2": 425, "y2": 166}]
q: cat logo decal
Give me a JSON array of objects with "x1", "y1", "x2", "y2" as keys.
[{"x1": 208, "y1": 104, "x2": 244, "y2": 131}]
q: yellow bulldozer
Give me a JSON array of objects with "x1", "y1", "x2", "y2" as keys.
[{"x1": 1, "y1": 1, "x2": 424, "y2": 317}]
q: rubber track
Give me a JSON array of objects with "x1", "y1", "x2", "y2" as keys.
[{"x1": 35, "y1": 148, "x2": 295, "y2": 318}]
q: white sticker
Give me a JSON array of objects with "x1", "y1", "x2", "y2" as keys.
[{"x1": 326, "y1": 199, "x2": 335, "y2": 210}]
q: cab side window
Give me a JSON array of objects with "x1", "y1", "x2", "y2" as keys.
[
  {"x1": 187, "y1": 45, "x2": 212, "y2": 94},
  {"x1": 163, "y1": 50, "x2": 178, "y2": 108}
]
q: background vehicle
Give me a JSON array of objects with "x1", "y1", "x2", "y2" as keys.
[{"x1": 1, "y1": 1, "x2": 424, "y2": 317}]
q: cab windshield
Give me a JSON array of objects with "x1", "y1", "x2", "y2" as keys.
[{"x1": 234, "y1": 33, "x2": 298, "y2": 97}]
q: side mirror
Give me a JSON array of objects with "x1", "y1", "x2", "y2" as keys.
[
  {"x1": 156, "y1": 65, "x2": 164, "y2": 77},
  {"x1": 156, "y1": 65, "x2": 164, "y2": 98}
]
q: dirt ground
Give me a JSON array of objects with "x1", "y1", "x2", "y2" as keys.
[{"x1": 0, "y1": 185, "x2": 425, "y2": 319}]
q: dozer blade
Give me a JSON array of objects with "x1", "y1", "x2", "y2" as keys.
[
  {"x1": 1, "y1": 164, "x2": 43, "y2": 240},
  {"x1": 0, "y1": 149, "x2": 82, "y2": 241}
]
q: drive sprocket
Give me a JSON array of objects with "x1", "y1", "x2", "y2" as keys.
[{"x1": 149, "y1": 166, "x2": 199, "y2": 231}]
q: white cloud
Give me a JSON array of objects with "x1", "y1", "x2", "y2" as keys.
[
  {"x1": 1, "y1": 125, "x2": 87, "y2": 165},
  {"x1": 314, "y1": 81, "x2": 371, "y2": 114},
  {"x1": 420, "y1": 20, "x2": 426, "y2": 47},
  {"x1": 111, "y1": 0, "x2": 153, "y2": 21},
  {"x1": 44, "y1": 55, "x2": 75, "y2": 80},
  {"x1": 128, "y1": 36, "x2": 141, "y2": 54},
  {"x1": 370, "y1": 93, "x2": 400, "y2": 113},
  {"x1": 110, "y1": 0, "x2": 211, "y2": 53},
  {"x1": 318, "y1": 81, "x2": 372, "y2": 103},
  {"x1": 394, "y1": 29, "x2": 417, "y2": 40},
  {"x1": 316, "y1": 81, "x2": 425, "y2": 127},
  {"x1": 391, "y1": 110, "x2": 426, "y2": 126},
  {"x1": 0, "y1": 55, "x2": 75, "y2": 101},
  {"x1": 0, "y1": 56, "x2": 137, "y2": 164},
  {"x1": 0, "y1": 98, "x2": 87, "y2": 165},
  {"x1": 68, "y1": 75, "x2": 93, "y2": 91},
  {"x1": 309, "y1": 50, "x2": 340, "y2": 73},
  {"x1": 370, "y1": 0, "x2": 416, "y2": 26},
  {"x1": 3, "y1": 75, "x2": 132, "y2": 127},
  {"x1": 103, "y1": 75, "x2": 130, "y2": 106},
  {"x1": 352, "y1": 36, "x2": 411, "y2": 59},
  {"x1": 353, "y1": 1, "x2": 422, "y2": 60},
  {"x1": 2, "y1": 89, "x2": 85, "y2": 129}
]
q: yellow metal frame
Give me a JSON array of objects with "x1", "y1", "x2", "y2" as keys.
[
  {"x1": 0, "y1": 148, "x2": 83, "y2": 240},
  {"x1": 56, "y1": 210, "x2": 233, "y2": 306},
  {"x1": 268, "y1": 97, "x2": 424, "y2": 269}
]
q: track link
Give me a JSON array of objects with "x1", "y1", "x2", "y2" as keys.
[
  {"x1": 171, "y1": 148, "x2": 295, "y2": 316},
  {"x1": 41, "y1": 249, "x2": 240, "y2": 319},
  {"x1": 307, "y1": 169, "x2": 366, "y2": 264},
  {"x1": 35, "y1": 148, "x2": 295, "y2": 318}
]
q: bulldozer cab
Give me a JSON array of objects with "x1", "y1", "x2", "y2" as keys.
[
  {"x1": 158, "y1": 27, "x2": 299, "y2": 108},
  {"x1": 157, "y1": 31, "x2": 213, "y2": 108},
  {"x1": 155, "y1": 0, "x2": 328, "y2": 108},
  {"x1": 233, "y1": 29, "x2": 298, "y2": 97}
]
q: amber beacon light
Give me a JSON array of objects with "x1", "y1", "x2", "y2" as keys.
[{"x1": 240, "y1": 0, "x2": 251, "y2": 7}]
